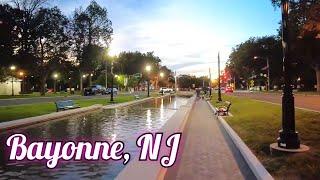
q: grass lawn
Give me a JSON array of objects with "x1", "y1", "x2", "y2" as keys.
[
  {"x1": 210, "y1": 94, "x2": 320, "y2": 179},
  {"x1": 0, "y1": 95, "x2": 143, "y2": 122}
]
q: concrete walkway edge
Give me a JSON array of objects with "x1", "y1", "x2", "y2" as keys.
[
  {"x1": 206, "y1": 101, "x2": 273, "y2": 180},
  {"x1": 0, "y1": 105, "x2": 102, "y2": 130},
  {"x1": 116, "y1": 96, "x2": 196, "y2": 180}
]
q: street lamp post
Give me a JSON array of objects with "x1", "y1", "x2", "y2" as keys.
[
  {"x1": 160, "y1": 72, "x2": 164, "y2": 95},
  {"x1": 145, "y1": 65, "x2": 151, "y2": 97},
  {"x1": 110, "y1": 61, "x2": 114, "y2": 102},
  {"x1": 53, "y1": 73, "x2": 58, "y2": 93},
  {"x1": 10, "y1": 65, "x2": 16, "y2": 96},
  {"x1": 254, "y1": 56, "x2": 270, "y2": 91},
  {"x1": 105, "y1": 62, "x2": 108, "y2": 88},
  {"x1": 217, "y1": 53, "x2": 222, "y2": 102},
  {"x1": 19, "y1": 71, "x2": 24, "y2": 94},
  {"x1": 277, "y1": 0, "x2": 300, "y2": 149}
]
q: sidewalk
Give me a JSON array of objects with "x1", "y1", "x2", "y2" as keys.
[{"x1": 168, "y1": 99, "x2": 255, "y2": 180}]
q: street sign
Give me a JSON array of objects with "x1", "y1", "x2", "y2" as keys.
[{"x1": 133, "y1": 73, "x2": 142, "y2": 78}]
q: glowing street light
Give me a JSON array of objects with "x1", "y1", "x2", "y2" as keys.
[
  {"x1": 53, "y1": 73, "x2": 59, "y2": 93},
  {"x1": 108, "y1": 48, "x2": 118, "y2": 103},
  {"x1": 9, "y1": 65, "x2": 16, "y2": 96},
  {"x1": 18, "y1": 71, "x2": 24, "y2": 77},
  {"x1": 159, "y1": 72, "x2": 164, "y2": 78},
  {"x1": 10, "y1": 65, "x2": 16, "y2": 71},
  {"x1": 145, "y1": 65, "x2": 152, "y2": 72}
]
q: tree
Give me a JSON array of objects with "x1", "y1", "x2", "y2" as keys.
[
  {"x1": 71, "y1": 0, "x2": 113, "y2": 88},
  {"x1": 272, "y1": 0, "x2": 320, "y2": 91},
  {"x1": 32, "y1": 7, "x2": 70, "y2": 95},
  {"x1": 226, "y1": 36, "x2": 283, "y2": 90},
  {"x1": 0, "y1": 4, "x2": 22, "y2": 67}
]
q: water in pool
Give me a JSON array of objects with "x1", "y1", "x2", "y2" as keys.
[{"x1": 0, "y1": 96, "x2": 189, "y2": 179}]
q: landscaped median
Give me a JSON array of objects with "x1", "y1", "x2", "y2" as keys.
[
  {"x1": 210, "y1": 94, "x2": 320, "y2": 179},
  {"x1": 0, "y1": 94, "x2": 141, "y2": 123}
]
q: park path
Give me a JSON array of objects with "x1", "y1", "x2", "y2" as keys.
[
  {"x1": 166, "y1": 99, "x2": 255, "y2": 180},
  {"x1": 233, "y1": 92, "x2": 320, "y2": 112}
]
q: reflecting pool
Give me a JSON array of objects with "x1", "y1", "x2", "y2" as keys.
[{"x1": 0, "y1": 96, "x2": 189, "y2": 179}]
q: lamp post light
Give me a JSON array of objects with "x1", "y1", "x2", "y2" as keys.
[
  {"x1": 217, "y1": 53, "x2": 222, "y2": 102},
  {"x1": 159, "y1": 72, "x2": 164, "y2": 95},
  {"x1": 145, "y1": 65, "x2": 152, "y2": 97},
  {"x1": 254, "y1": 56, "x2": 270, "y2": 91},
  {"x1": 19, "y1": 71, "x2": 24, "y2": 94},
  {"x1": 110, "y1": 60, "x2": 115, "y2": 102},
  {"x1": 270, "y1": 0, "x2": 308, "y2": 152},
  {"x1": 10, "y1": 65, "x2": 16, "y2": 96},
  {"x1": 53, "y1": 73, "x2": 58, "y2": 93}
]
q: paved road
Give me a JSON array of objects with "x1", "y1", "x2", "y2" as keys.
[
  {"x1": 232, "y1": 92, "x2": 320, "y2": 112},
  {"x1": 0, "y1": 92, "x2": 147, "y2": 106},
  {"x1": 168, "y1": 99, "x2": 255, "y2": 180}
]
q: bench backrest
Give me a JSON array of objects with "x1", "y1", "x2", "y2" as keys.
[
  {"x1": 225, "y1": 101, "x2": 232, "y2": 111},
  {"x1": 55, "y1": 100, "x2": 75, "y2": 109}
]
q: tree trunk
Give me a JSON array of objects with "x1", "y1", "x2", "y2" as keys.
[
  {"x1": 89, "y1": 74, "x2": 92, "y2": 86},
  {"x1": 40, "y1": 76, "x2": 46, "y2": 96},
  {"x1": 80, "y1": 73, "x2": 83, "y2": 92},
  {"x1": 316, "y1": 66, "x2": 320, "y2": 92}
]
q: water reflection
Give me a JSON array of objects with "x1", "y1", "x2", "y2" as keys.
[
  {"x1": 0, "y1": 96, "x2": 188, "y2": 179},
  {"x1": 160, "y1": 98, "x2": 164, "y2": 121},
  {"x1": 146, "y1": 109, "x2": 152, "y2": 130}
]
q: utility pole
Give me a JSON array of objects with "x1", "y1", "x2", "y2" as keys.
[
  {"x1": 209, "y1": 68, "x2": 212, "y2": 96},
  {"x1": 217, "y1": 52, "x2": 222, "y2": 102}
]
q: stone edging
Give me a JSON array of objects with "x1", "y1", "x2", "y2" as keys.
[
  {"x1": 206, "y1": 101, "x2": 274, "y2": 180},
  {"x1": 0, "y1": 95, "x2": 169, "y2": 131},
  {"x1": 116, "y1": 96, "x2": 196, "y2": 180},
  {"x1": 0, "y1": 104, "x2": 102, "y2": 131},
  {"x1": 102, "y1": 95, "x2": 170, "y2": 110}
]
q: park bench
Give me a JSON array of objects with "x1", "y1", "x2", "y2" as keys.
[
  {"x1": 55, "y1": 100, "x2": 80, "y2": 112},
  {"x1": 134, "y1": 95, "x2": 140, "y2": 99},
  {"x1": 215, "y1": 101, "x2": 231, "y2": 116}
]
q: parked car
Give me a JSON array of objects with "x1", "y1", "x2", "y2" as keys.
[
  {"x1": 106, "y1": 88, "x2": 118, "y2": 95},
  {"x1": 225, "y1": 86, "x2": 233, "y2": 93},
  {"x1": 84, "y1": 85, "x2": 107, "y2": 96},
  {"x1": 159, "y1": 87, "x2": 174, "y2": 93}
]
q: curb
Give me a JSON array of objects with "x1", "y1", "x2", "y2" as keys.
[
  {"x1": 157, "y1": 96, "x2": 196, "y2": 179},
  {"x1": 116, "y1": 96, "x2": 196, "y2": 180},
  {"x1": 0, "y1": 95, "x2": 172, "y2": 131},
  {"x1": 103, "y1": 94, "x2": 172, "y2": 110},
  {"x1": 0, "y1": 104, "x2": 102, "y2": 130},
  {"x1": 206, "y1": 101, "x2": 273, "y2": 180}
]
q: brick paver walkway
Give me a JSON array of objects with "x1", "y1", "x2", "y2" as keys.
[{"x1": 167, "y1": 99, "x2": 255, "y2": 180}]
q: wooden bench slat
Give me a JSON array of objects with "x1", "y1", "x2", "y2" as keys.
[{"x1": 55, "y1": 100, "x2": 80, "y2": 112}]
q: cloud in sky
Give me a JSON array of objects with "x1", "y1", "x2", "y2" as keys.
[{"x1": 52, "y1": 0, "x2": 280, "y2": 77}]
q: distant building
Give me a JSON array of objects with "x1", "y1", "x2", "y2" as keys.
[{"x1": 0, "y1": 77, "x2": 22, "y2": 95}]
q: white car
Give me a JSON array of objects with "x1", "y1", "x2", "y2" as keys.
[{"x1": 159, "y1": 87, "x2": 174, "y2": 93}]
